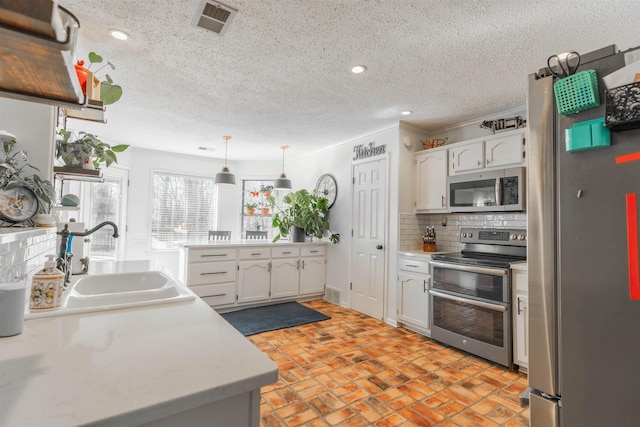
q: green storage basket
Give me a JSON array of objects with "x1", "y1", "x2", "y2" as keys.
[{"x1": 553, "y1": 70, "x2": 600, "y2": 115}]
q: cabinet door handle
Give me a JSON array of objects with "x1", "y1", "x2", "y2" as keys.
[
  {"x1": 423, "y1": 279, "x2": 428, "y2": 293},
  {"x1": 477, "y1": 160, "x2": 481, "y2": 166},
  {"x1": 302, "y1": 260, "x2": 305, "y2": 269},
  {"x1": 441, "y1": 195, "x2": 445, "y2": 207},
  {"x1": 201, "y1": 271, "x2": 226, "y2": 275},
  {"x1": 310, "y1": 250, "x2": 319, "y2": 253},
  {"x1": 406, "y1": 264, "x2": 419, "y2": 268},
  {"x1": 282, "y1": 251, "x2": 292, "y2": 254},
  {"x1": 297, "y1": 259, "x2": 300, "y2": 270},
  {"x1": 268, "y1": 261, "x2": 272, "y2": 272},
  {"x1": 517, "y1": 297, "x2": 523, "y2": 315},
  {"x1": 251, "y1": 252, "x2": 262, "y2": 256},
  {"x1": 201, "y1": 254, "x2": 226, "y2": 258}
]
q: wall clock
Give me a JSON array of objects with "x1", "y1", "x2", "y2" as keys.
[
  {"x1": 0, "y1": 186, "x2": 39, "y2": 223},
  {"x1": 316, "y1": 174, "x2": 337, "y2": 208}
]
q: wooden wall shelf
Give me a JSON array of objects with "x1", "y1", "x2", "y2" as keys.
[{"x1": 0, "y1": 3, "x2": 86, "y2": 108}]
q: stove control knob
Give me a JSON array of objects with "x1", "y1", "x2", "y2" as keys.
[
  {"x1": 510, "y1": 234, "x2": 517, "y2": 240},
  {"x1": 518, "y1": 234, "x2": 525, "y2": 240},
  {"x1": 461, "y1": 232, "x2": 467, "y2": 238},
  {"x1": 467, "y1": 232, "x2": 472, "y2": 238}
]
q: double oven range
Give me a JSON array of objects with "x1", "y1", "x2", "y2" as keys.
[{"x1": 429, "y1": 228, "x2": 526, "y2": 368}]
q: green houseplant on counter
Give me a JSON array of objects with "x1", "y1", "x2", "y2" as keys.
[
  {"x1": 0, "y1": 132, "x2": 56, "y2": 215},
  {"x1": 268, "y1": 188, "x2": 339, "y2": 243},
  {"x1": 56, "y1": 129, "x2": 129, "y2": 170}
]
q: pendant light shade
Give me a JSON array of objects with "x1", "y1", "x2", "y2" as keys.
[
  {"x1": 215, "y1": 135, "x2": 236, "y2": 185},
  {"x1": 274, "y1": 145, "x2": 292, "y2": 190}
]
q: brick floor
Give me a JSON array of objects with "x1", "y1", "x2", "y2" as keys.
[{"x1": 250, "y1": 300, "x2": 529, "y2": 427}]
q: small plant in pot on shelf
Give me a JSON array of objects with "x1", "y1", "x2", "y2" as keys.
[
  {"x1": 245, "y1": 202, "x2": 257, "y2": 215},
  {"x1": 260, "y1": 184, "x2": 273, "y2": 197},
  {"x1": 75, "y1": 51, "x2": 123, "y2": 105},
  {"x1": 56, "y1": 129, "x2": 129, "y2": 170},
  {"x1": 267, "y1": 188, "x2": 339, "y2": 243},
  {"x1": 0, "y1": 132, "x2": 56, "y2": 215}
]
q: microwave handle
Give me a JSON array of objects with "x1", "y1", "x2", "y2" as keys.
[{"x1": 495, "y1": 177, "x2": 502, "y2": 206}]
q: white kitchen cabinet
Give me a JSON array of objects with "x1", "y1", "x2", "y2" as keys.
[
  {"x1": 270, "y1": 246, "x2": 300, "y2": 298},
  {"x1": 485, "y1": 132, "x2": 525, "y2": 168},
  {"x1": 180, "y1": 243, "x2": 327, "y2": 309},
  {"x1": 449, "y1": 129, "x2": 526, "y2": 175},
  {"x1": 415, "y1": 146, "x2": 448, "y2": 212},
  {"x1": 238, "y1": 248, "x2": 271, "y2": 303},
  {"x1": 397, "y1": 253, "x2": 431, "y2": 335},
  {"x1": 178, "y1": 247, "x2": 237, "y2": 307},
  {"x1": 512, "y1": 265, "x2": 528, "y2": 372},
  {"x1": 449, "y1": 141, "x2": 484, "y2": 174},
  {"x1": 299, "y1": 245, "x2": 326, "y2": 295}
]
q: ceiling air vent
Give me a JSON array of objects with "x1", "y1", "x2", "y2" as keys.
[{"x1": 194, "y1": 1, "x2": 237, "y2": 36}]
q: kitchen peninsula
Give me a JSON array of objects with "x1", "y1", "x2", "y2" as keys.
[
  {"x1": 179, "y1": 240, "x2": 328, "y2": 311},
  {"x1": 0, "y1": 292, "x2": 278, "y2": 426}
]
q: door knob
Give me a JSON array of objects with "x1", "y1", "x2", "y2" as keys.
[{"x1": 376, "y1": 245, "x2": 383, "y2": 250}]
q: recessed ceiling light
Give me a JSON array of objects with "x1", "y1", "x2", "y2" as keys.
[
  {"x1": 351, "y1": 65, "x2": 367, "y2": 74},
  {"x1": 401, "y1": 110, "x2": 413, "y2": 115},
  {"x1": 108, "y1": 29, "x2": 130, "y2": 40}
]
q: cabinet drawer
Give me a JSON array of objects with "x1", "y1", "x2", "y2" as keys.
[
  {"x1": 238, "y1": 248, "x2": 270, "y2": 260},
  {"x1": 398, "y1": 257, "x2": 429, "y2": 274},
  {"x1": 188, "y1": 261, "x2": 236, "y2": 285},
  {"x1": 189, "y1": 247, "x2": 236, "y2": 263},
  {"x1": 272, "y1": 246, "x2": 300, "y2": 258},
  {"x1": 195, "y1": 283, "x2": 236, "y2": 306},
  {"x1": 301, "y1": 246, "x2": 325, "y2": 257}
]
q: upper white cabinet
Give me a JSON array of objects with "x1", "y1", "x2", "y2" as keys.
[
  {"x1": 415, "y1": 146, "x2": 448, "y2": 213},
  {"x1": 449, "y1": 129, "x2": 526, "y2": 175}
]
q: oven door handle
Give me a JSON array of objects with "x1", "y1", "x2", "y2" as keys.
[
  {"x1": 429, "y1": 261, "x2": 507, "y2": 276},
  {"x1": 429, "y1": 290, "x2": 507, "y2": 312}
]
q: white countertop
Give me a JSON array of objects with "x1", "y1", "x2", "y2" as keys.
[
  {"x1": 180, "y1": 239, "x2": 329, "y2": 248},
  {"x1": 510, "y1": 261, "x2": 528, "y2": 271},
  {"x1": 0, "y1": 297, "x2": 278, "y2": 426},
  {"x1": 398, "y1": 250, "x2": 452, "y2": 258}
]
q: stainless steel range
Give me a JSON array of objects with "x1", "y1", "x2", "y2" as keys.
[{"x1": 429, "y1": 228, "x2": 526, "y2": 368}]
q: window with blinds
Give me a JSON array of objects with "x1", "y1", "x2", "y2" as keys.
[{"x1": 151, "y1": 172, "x2": 217, "y2": 250}]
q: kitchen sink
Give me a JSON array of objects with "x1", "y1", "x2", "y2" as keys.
[{"x1": 25, "y1": 260, "x2": 195, "y2": 319}]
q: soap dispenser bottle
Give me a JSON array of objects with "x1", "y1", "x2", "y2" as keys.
[{"x1": 30, "y1": 254, "x2": 65, "y2": 310}]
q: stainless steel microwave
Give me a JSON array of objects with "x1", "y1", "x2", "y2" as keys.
[{"x1": 447, "y1": 167, "x2": 525, "y2": 212}]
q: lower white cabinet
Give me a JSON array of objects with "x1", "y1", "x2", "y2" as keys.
[
  {"x1": 397, "y1": 253, "x2": 431, "y2": 335},
  {"x1": 238, "y1": 260, "x2": 271, "y2": 303},
  {"x1": 512, "y1": 265, "x2": 529, "y2": 371},
  {"x1": 180, "y1": 243, "x2": 326, "y2": 309},
  {"x1": 299, "y1": 246, "x2": 326, "y2": 295}
]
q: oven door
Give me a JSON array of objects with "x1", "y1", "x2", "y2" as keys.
[{"x1": 429, "y1": 261, "x2": 512, "y2": 367}]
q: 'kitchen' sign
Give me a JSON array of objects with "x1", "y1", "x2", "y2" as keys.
[{"x1": 353, "y1": 141, "x2": 386, "y2": 161}]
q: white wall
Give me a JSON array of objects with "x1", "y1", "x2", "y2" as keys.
[{"x1": 0, "y1": 98, "x2": 56, "y2": 181}]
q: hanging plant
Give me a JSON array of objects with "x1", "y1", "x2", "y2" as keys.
[
  {"x1": 77, "y1": 51, "x2": 123, "y2": 105},
  {"x1": 56, "y1": 129, "x2": 129, "y2": 169}
]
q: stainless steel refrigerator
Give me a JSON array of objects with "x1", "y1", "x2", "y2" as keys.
[{"x1": 528, "y1": 45, "x2": 640, "y2": 426}]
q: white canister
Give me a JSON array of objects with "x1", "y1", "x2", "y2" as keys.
[{"x1": 0, "y1": 282, "x2": 27, "y2": 337}]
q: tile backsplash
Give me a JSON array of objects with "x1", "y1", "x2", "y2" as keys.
[
  {"x1": 0, "y1": 228, "x2": 57, "y2": 283},
  {"x1": 399, "y1": 212, "x2": 527, "y2": 252}
]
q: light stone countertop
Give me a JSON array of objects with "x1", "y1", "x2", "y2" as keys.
[
  {"x1": 0, "y1": 297, "x2": 278, "y2": 426},
  {"x1": 510, "y1": 261, "x2": 528, "y2": 271},
  {"x1": 179, "y1": 239, "x2": 329, "y2": 248}
]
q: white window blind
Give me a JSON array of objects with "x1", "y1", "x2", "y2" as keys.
[{"x1": 151, "y1": 172, "x2": 217, "y2": 250}]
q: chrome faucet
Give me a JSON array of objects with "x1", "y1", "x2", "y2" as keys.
[{"x1": 57, "y1": 221, "x2": 119, "y2": 283}]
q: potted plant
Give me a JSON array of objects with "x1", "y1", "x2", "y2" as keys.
[
  {"x1": 75, "y1": 51, "x2": 123, "y2": 105},
  {"x1": 0, "y1": 132, "x2": 56, "y2": 215},
  {"x1": 56, "y1": 129, "x2": 129, "y2": 170},
  {"x1": 245, "y1": 202, "x2": 257, "y2": 215},
  {"x1": 260, "y1": 204, "x2": 270, "y2": 215},
  {"x1": 260, "y1": 184, "x2": 273, "y2": 197},
  {"x1": 268, "y1": 188, "x2": 340, "y2": 243}
]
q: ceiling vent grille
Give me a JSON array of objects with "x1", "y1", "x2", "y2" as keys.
[{"x1": 194, "y1": 1, "x2": 237, "y2": 36}]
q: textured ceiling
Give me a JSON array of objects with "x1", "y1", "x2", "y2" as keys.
[{"x1": 58, "y1": 0, "x2": 640, "y2": 161}]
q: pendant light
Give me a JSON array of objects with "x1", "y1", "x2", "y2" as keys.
[
  {"x1": 274, "y1": 145, "x2": 292, "y2": 190},
  {"x1": 215, "y1": 135, "x2": 236, "y2": 185}
]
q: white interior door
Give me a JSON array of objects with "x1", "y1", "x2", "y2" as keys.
[{"x1": 350, "y1": 157, "x2": 387, "y2": 319}]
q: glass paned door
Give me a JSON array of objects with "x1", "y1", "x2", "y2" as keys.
[{"x1": 80, "y1": 167, "x2": 128, "y2": 260}]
